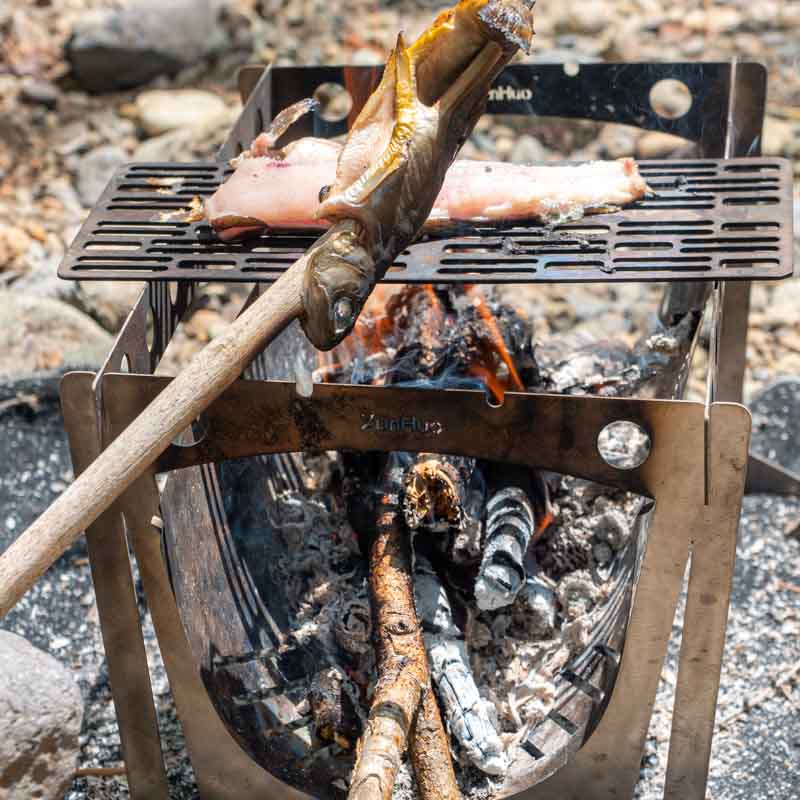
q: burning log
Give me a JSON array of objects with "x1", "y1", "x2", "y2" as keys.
[
  {"x1": 403, "y1": 455, "x2": 471, "y2": 532},
  {"x1": 349, "y1": 459, "x2": 459, "y2": 800}
]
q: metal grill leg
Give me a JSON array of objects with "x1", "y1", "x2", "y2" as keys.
[{"x1": 61, "y1": 374, "x2": 169, "y2": 798}]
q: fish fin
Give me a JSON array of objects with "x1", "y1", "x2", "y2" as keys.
[
  {"x1": 255, "y1": 97, "x2": 320, "y2": 151},
  {"x1": 345, "y1": 33, "x2": 417, "y2": 203},
  {"x1": 318, "y1": 34, "x2": 418, "y2": 216}
]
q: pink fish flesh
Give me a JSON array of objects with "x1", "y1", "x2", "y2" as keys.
[{"x1": 205, "y1": 138, "x2": 649, "y2": 241}]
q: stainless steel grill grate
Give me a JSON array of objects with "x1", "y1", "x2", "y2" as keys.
[{"x1": 59, "y1": 157, "x2": 793, "y2": 284}]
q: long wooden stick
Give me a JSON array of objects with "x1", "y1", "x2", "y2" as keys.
[
  {"x1": 349, "y1": 463, "x2": 429, "y2": 800},
  {"x1": 349, "y1": 461, "x2": 459, "y2": 800},
  {"x1": 0, "y1": 256, "x2": 305, "y2": 619},
  {"x1": 410, "y1": 690, "x2": 460, "y2": 800}
]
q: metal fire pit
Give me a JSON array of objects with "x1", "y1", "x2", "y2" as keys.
[{"x1": 58, "y1": 62, "x2": 793, "y2": 800}]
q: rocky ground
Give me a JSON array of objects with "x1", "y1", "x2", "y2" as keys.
[{"x1": 0, "y1": 0, "x2": 799, "y2": 798}]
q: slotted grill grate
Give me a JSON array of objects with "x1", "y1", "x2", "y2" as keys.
[{"x1": 58, "y1": 157, "x2": 793, "y2": 284}]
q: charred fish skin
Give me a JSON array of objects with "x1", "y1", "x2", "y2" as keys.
[{"x1": 300, "y1": 0, "x2": 535, "y2": 350}]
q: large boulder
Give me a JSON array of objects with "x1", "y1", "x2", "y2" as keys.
[
  {"x1": 0, "y1": 631, "x2": 83, "y2": 799},
  {"x1": 66, "y1": 0, "x2": 230, "y2": 93},
  {"x1": 0, "y1": 293, "x2": 113, "y2": 379}
]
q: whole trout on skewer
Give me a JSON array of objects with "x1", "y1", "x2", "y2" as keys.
[{"x1": 206, "y1": 103, "x2": 649, "y2": 242}]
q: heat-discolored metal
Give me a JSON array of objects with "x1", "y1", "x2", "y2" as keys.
[
  {"x1": 57, "y1": 62, "x2": 791, "y2": 286},
  {"x1": 55, "y1": 58, "x2": 787, "y2": 800},
  {"x1": 84, "y1": 372, "x2": 750, "y2": 800}
]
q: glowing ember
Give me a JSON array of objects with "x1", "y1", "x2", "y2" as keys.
[{"x1": 314, "y1": 284, "x2": 530, "y2": 405}]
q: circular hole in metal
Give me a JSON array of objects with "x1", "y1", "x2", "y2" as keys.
[
  {"x1": 485, "y1": 390, "x2": 504, "y2": 409},
  {"x1": 172, "y1": 414, "x2": 208, "y2": 448},
  {"x1": 597, "y1": 421, "x2": 651, "y2": 470},
  {"x1": 649, "y1": 79, "x2": 692, "y2": 120},
  {"x1": 563, "y1": 61, "x2": 580, "y2": 77},
  {"x1": 313, "y1": 82, "x2": 353, "y2": 123},
  {"x1": 119, "y1": 354, "x2": 130, "y2": 373}
]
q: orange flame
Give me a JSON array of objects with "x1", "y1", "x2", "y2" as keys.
[
  {"x1": 464, "y1": 284, "x2": 525, "y2": 399},
  {"x1": 533, "y1": 510, "x2": 554, "y2": 542},
  {"x1": 315, "y1": 285, "x2": 525, "y2": 405}
]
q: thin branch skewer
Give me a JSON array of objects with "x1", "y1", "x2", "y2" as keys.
[{"x1": 410, "y1": 690, "x2": 461, "y2": 800}]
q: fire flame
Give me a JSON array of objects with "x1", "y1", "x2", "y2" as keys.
[
  {"x1": 463, "y1": 284, "x2": 525, "y2": 402},
  {"x1": 315, "y1": 284, "x2": 525, "y2": 404}
]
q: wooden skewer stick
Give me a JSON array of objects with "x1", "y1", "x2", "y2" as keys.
[
  {"x1": 0, "y1": 253, "x2": 307, "y2": 619},
  {"x1": 0, "y1": 0, "x2": 534, "y2": 621}
]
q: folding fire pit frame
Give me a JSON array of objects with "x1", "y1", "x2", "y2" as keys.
[{"x1": 57, "y1": 62, "x2": 791, "y2": 800}]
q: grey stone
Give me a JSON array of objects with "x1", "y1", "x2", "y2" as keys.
[
  {"x1": 75, "y1": 145, "x2": 127, "y2": 206},
  {"x1": 0, "y1": 631, "x2": 83, "y2": 799},
  {"x1": 78, "y1": 281, "x2": 146, "y2": 333},
  {"x1": 134, "y1": 89, "x2": 228, "y2": 136},
  {"x1": 599, "y1": 125, "x2": 638, "y2": 159},
  {"x1": 66, "y1": 0, "x2": 229, "y2": 93},
  {"x1": 636, "y1": 130, "x2": 690, "y2": 159},
  {"x1": 511, "y1": 134, "x2": 548, "y2": 164},
  {"x1": 9, "y1": 251, "x2": 85, "y2": 307},
  {"x1": 0, "y1": 293, "x2": 113, "y2": 379},
  {"x1": 10, "y1": 257, "x2": 144, "y2": 334},
  {"x1": 132, "y1": 127, "x2": 195, "y2": 163},
  {"x1": 19, "y1": 78, "x2": 59, "y2": 109}
]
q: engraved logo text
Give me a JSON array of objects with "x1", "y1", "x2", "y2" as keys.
[
  {"x1": 488, "y1": 85, "x2": 533, "y2": 102},
  {"x1": 360, "y1": 413, "x2": 443, "y2": 436}
]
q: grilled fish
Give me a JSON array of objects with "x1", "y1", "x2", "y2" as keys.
[{"x1": 205, "y1": 129, "x2": 648, "y2": 241}]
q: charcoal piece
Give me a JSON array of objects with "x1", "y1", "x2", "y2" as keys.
[
  {"x1": 309, "y1": 667, "x2": 363, "y2": 750},
  {"x1": 536, "y1": 523, "x2": 593, "y2": 579},
  {"x1": 475, "y1": 486, "x2": 535, "y2": 611},
  {"x1": 517, "y1": 574, "x2": 557, "y2": 638},
  {"x1": 404, "y1": 455, "x2": 473, "y2": 532},
  {"x1": 333, "y1": 590, "x2": 372, "y2": 656},
  {"x1": 273, "y1": 637, "x2": 332, "y2": 683}
]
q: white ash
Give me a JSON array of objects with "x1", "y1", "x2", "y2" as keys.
[
  {"x1": 259, "y1": 458, "x2": 643, "y2": 800},
  {"x1": 555, "y1": 570, "x2": 605, "y2": 619},
  {"x1": 516, "y1": 575, "x2": 557, "y2": 638},
  {"x1": 537, "y1": 477, "x2": 643, "y2": 578},
  {"x1": 274, "y1": 483, "x2": 367, "y2": 665},
  {"x1": 475, "y1": 487, "x2": 536, "y2": 612},
  {"x1": 333, "y1": 589, "x2": 372, "y2": 656},
  {"x1": 415, "y1": 556, "x2": 507, "y2": 776}
]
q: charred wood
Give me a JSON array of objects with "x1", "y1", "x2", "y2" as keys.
[
  {"x1": 310, "y1": 666, "x2": 363, "y2": 751},
  {"x1": 414, "y1": 555, "x2": 506, "y2": 776},
  {"x1": 348, "y1": 460, "x2": 457, "y2": 800}
]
